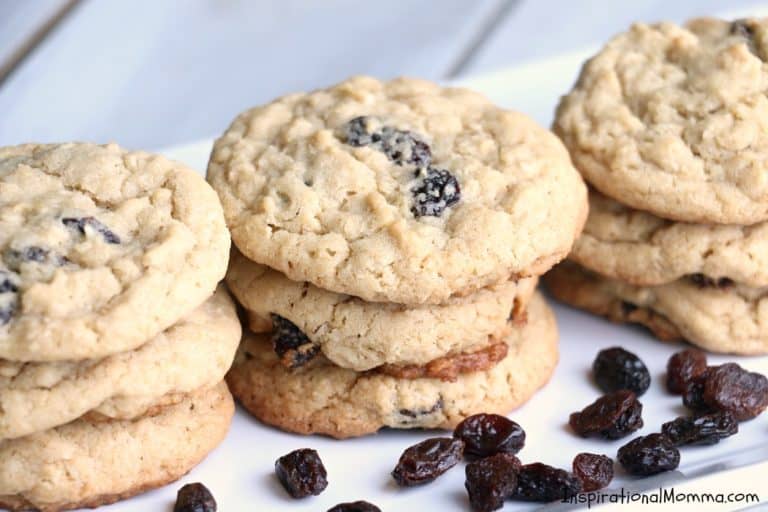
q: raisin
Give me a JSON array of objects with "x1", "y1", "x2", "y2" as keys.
[
  {"x1": 667, "y1": 349, "x2": 707, "y2": 394},
  {"x1": 682, "y1": 370, "x2": 715, "y2": 413},
  {"x1": 342, "y1": 116, "x2": 379, "y2": 147},
  {"x1": 688, "y1": 273, "x2": 735, "y2": 289},
  {"x1": 731, "y1": 19, "x2": 756, "y2": 38},
  {"x1": 274, "y1": 448, "x2": 328, "y2": 498},
  {"x1": 174, "y1": 483, "x2": 216, "y2": 512},
  {"x1": 620, "y1": 301, "x2": 638, "y2": 316},
  {"x1": 617, "y1": 434, "x2": 680, "y2": 476},
  {"x1": 411, "y1": 167, "x2": 461, "y2": 217},
  {"x1": 0, "y1": 270, "x2": 19, "y2": 326},
  {"x1": 327, "y1": 501, "x2": 381, "y2": 512},
  {"x1": 3, "y1": 246, "x2": 66, "y2": 272},
  {"x1": 702, "y1": 363, "x2": 768, "y2": 421},
  {"x1": 398, "y1": 399, "x2": 443, "y2": 419},
  {"x1": 592, "y1": 347, "x2": 651, "y2": 396},
  {"x1": 569, "y1": 390, "x2": 643, "y2": 440},
  {"x1": 453, "y1": 413, "x2": 525, "y2": 458},
  {"x1": 511, "y1": 463, "x2": 582, "y2": 502},
  {"x1": 661, "y1": 411, "x2": 738, "y2": 446},
  {"x1": 465, "y1": 453, "x2": 521, "y2": 512},
  {"x1": 270, "y1": 314, "x2": 319, "y2": 368},
  {"x1": 62, "y1": 217, "x2": 120, "y2": 244},
  {"x1": 379, "y1": 126, "x2": 432, "y2": 167},
  {"x1": 572, "y1": 453, "x2": 613, "y2": 492},
  {"x1": 391, "y1": 437, "x2": 464, "y2": 487}
]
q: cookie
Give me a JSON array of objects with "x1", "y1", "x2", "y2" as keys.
[
  {"x1": 226, "y1": 249, "x2": 536, "y2": 370},
  {"x1": 555, "y1": 18, "x2": 768, "y2": 224},
  {"x1": 0, "y1": 143, "x2": 230, "y2": 362},
  {"x1": 208, "y1": 76, "x2": 587, "y2": 304},
  {"x1": 0, "y1": 286, "x2": 240, "y2": 440},
  {"x1": 0, "y1": 382, "x2": 233, "y2": 512},
  {"x1": 571, "y1": 190, "x2": 768, "y2": 287},
  {"x1": 226, "y1": 292, "x2": 558, "y2": 438},
  {"x1": 545, "y1": 262, "x2": 768, "y2": 355}
]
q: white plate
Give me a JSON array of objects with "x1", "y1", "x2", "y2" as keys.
[{"x1": 99, "y1": 51, "x2": 768, "y2": 512}]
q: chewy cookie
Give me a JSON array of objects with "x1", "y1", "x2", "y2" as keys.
[
  {"x1": 555, "y1": 18, "x2": 768, "y2": 224},
  {"x1": 0, "y1": 287, "x2": 240, "y2": 440},
  {"x1": 0, "y1": 143, "x2": 230, "y2": 361},
  {"x1": 545, "y1": 262, "x2": 768, "y2": 355},
  {"x1": 208, "y1": 76, "x2": 587, "y2": 304},
  {"x1": 226, "y1": 292, "x2": 558, "y2": 438},
  {"x1": 571, "y1": 190, "x2": 768, "y2": 287},
  {"x1": 0, "y1": 383, "x2": 233, "y2": 512},
  {"x1": 226, "y1": 249, "x2": 536, "y2": 370}
]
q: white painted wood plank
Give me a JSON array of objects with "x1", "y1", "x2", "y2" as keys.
[
  {"x1": 0, "y1": 0, "x2": 503, "y2": 150},
  {"x1": 0, "y1": 0, "x2": 72, "y2": 75},
  {"x1": 461, "y1": 0, "x2": 768, "y2": 76}
]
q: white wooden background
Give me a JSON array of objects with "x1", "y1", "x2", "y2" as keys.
[{"x1": 0, "y1": 0, "x2": 764, "y2": 150}]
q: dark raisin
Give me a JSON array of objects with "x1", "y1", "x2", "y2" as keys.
[
  {"x1": 327, "y1": 501, "x2": 381, "y2": 512},
  {"x1": 391, "y1": 437, "x2": 464, "y2": 487},
  {"x1": 661, "y1": 411, "x2": 738, "y2": 446},
  {"x1": 667, "y1": 349, "x2": 707, "y2": 394},
  {"x1": 0, "y1": 270, "x2": 19, "y2": 326},
  {"x1": 3, "y1": 246, "x2": 66, "y2": 272},
  {"x1": 174, "y1": 482, "x2": 216, "y2": 512},
  {"x1": 620, "y1": 301, "x2": 638, "y2": 316},
  {"x1": 62, "y1": 217, "x2": 120, "y2": 244},
  {"x1": 270, "y1": 314, "x2": 319, "y2": 368},
  {"x1": 569, "y1": 390, "x2": 643, "y2": 439},
  {"x1": 511, "y1": 463, "x2": 582, "y2": 502},
  {"x1": 572, "y1": 453, "x2": 613, "y2": 492},
  {"x1": 398, "y1": 398, "x2": 443, "y2": 419},
  {"x1": 411, "y1": 167, "x2": 461, "y2": 217},
  {"x1": 731, "y1": 19, "x2": 755, "y2": 38},
  {"x1": 702, "y1": 363, "x2": 768, "y2": 421},
  {"x1": 688, "y1": 273, "x2": 735, "y2": 289},
  {"x1": 379, "y1": 126, "x2": 432, "y2": 167},
  {"x1": 274, "y1": 448, "x2": 328, "y2": 499},
  {"x1": 453, "y1": 413, "x2": 525, "y2": 458},
  {"x1": 617, "y1": 434, "x2": 680, "y2": 476},
  {"x1": 465, "y1": 453, "x2": 521, "y2": 512},
  {"x1": 342, "y1": 116, "x2": 379, "y2": 147},
  {"x1": 683, "y1": 370, "x2": 715, "y2": 413},
  {"x1": 592, "y1": 347, "x2": 651, "y2": 396}
]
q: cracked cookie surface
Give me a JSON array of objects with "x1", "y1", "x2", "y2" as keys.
[
  {"x1": 545, "y1": 262, "x2": 768, "y2": 355},
  {"x1": 227, "y1": 249, "x2": 536, "y2": 370},
  {"x1": 208, "y1": 76, "x2": 587, "y2": 304},
  {"x1": 555, "y1": 18, "x2": 768, "y2": 224},
  {"x1": 0, "y1": 143, "x2": 230, "y2": 361},
  {"x1": 0, "y1": 287, "x2": 240, "y2": 440},
  {"x1": 0, "y1": 383, "x2": 233, "y2": 512},
  {"x1": 571, "y1": 190, "x2": 768, "y2": 287},
  {"x1": 226, "y1": 292, "x2": 558, "y2": 438}
]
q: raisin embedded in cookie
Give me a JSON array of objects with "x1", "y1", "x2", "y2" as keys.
[
  {"x1": 225, "y1": 292, "x2": 558, "y2": 438},
  {"x1": 0, "y1": 383, "x2": 233, "y2": 512},
  {"x1": 226, "y1": 249, "x2": 536, "y2": 371},
  {"x1": 0, "y1": 287, "x2": 240, "y2": 440},
  {"x1": 208, "y1": 76, "x2": 587, "y2": 304},
  {"x1": 555, "y1": 18, "x2": 768, "y2": 224},
  {"x1": 544, "y1": 261, "x2": 768, "y2": 355},
  {"x1": 0, "y1": 143, "x2": 230, "y2": 361},
  {"x1": 570, "y1": 190, "x2": 768, "y2": 287}
]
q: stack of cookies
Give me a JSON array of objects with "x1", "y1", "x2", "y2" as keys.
[
  {"x1": 0, "y1": 143, "x2": 239, "y2": 511},
  {"x1": 547, "y1": 18, "x2": 768, "y2": 355},
  {"x1": 208, "y1": 76, "x2": 588, "y2": 438}
]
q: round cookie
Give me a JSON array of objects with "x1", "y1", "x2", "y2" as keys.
[
  {"x1": 226, "y1": 292, "x2": 558, "y2": 438},
  {"x1": 226, "y1": 249, "x2": 536, "y2": 370},
  {"x1": 571, "y1": 190, "x2": 768, "y2": 287},
  {"x1": 0, "y1": 382, "x2": 233, "y2": 512},
  {"x1": 0, "y1": 286, "x2": 240, "y2": 440},
  {"x1": 545, "y1": 262, "x2": 768, "y2": 355},
  {"x1": 208, "y1": 76, "x2": 587, "y2": 304},
  {"x1": 555, "y1": 18, "x2": 768, "y2": 224},
  {"x1": 0, "y1": 143, "x2": 230, "y2": 362}
]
